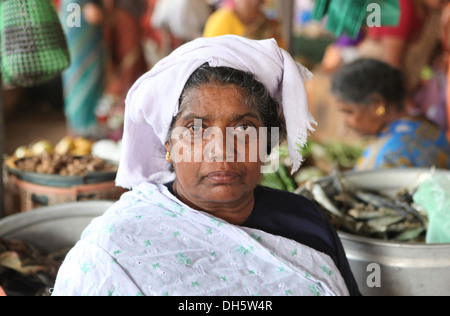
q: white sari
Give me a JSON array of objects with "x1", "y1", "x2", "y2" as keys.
[{"x1": 52, "y1": 182, "x2": 349, "y2": 296}]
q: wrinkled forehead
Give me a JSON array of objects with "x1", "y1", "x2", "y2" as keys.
[
  {"x1": 176, "y1": 84, "x2": 263, "y2": 124},
  {"x1": 180, "y1": 83, "x2": 251, "y2": 110}
]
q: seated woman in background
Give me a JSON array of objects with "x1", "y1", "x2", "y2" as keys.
[
  {"x1": 52, "y1": 35, "x2": 359, "y2": 296},
  {"x1": 331, "y1": 58, "x2": 450, "y2": 171}
]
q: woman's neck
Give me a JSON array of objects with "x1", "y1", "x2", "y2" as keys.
[
  {"x1": 379, "y1": 107, "x2": 409, "y2": 132},
  {"x1": 386, "y1": 108, "x2": 408, "y2": 122}
]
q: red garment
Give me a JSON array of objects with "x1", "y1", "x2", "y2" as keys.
[
  {"x1": 368, "y1": 0, "x2": 422, "y2": 41},
  {"x1": 141, "y1": 0, "x2": 163, "y2": 47},
  {"x1": 447, "y1": 59, "x2": 450, "y2": 141}
]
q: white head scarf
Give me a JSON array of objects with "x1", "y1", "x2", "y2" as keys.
[{"x1": 116, "y1": 35, "x2": 316, "y2": 189}]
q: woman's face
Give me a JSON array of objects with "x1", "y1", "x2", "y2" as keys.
[
  {"x1": 165, "y1": 84, "x2": 265, "y2": 220},
  {"x1": 235, "y1": 0, "x2": 264, "y2": 22},
  {"x1": 335, "y1": 99, "x2": 385, "y2": 136}
]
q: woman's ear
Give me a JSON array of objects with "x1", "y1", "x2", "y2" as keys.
[
  {"x1": 164, "y1": 142, "x2": 173, "y2": 163},
  {"x1": 369, "y1": 93, "x2": 387, "y2": 117}
]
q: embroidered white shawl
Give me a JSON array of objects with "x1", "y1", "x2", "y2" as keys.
[{"x1": 52, "y1": 182, "x2": 349, "y2": 296}]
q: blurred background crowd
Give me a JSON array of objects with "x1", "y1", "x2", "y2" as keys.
[{"x1": 3, "y1": 0, "x2": 450, "y2": 165}]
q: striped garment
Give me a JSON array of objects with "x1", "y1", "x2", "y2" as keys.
[{"x1": 60, "y1": 0, "x2": 106, "y2": 136}]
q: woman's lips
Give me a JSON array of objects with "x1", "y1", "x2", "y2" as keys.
[{"x1": 206, "y1": 171, "x2": 241, "y2": 184}]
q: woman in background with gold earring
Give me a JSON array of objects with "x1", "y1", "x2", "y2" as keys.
[{"x1": 331, "y1": 58, "x2": 450, "y2": 171}]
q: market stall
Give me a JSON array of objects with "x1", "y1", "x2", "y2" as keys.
[{"x1": 0, "y1": 0, "x2": 449, "y2": 297}]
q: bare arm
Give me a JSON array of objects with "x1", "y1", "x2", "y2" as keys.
[{"x1": 380, "y1": 36, "x2": 407, "y2": 68}]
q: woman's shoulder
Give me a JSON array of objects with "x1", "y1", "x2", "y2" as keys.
[
  {"x1": 250, "y1": 185, "x2": 334, "y2": 238},
  {"x1": 371, "y1": 118, "x2": 450, "y2": 169},
  {"x1": 254, "y1": 185, "x2": 320, "y2": 211},
  {"x1": 77, "y1": 186, "x2": 164, "y2": 250},
  {"x1": 386, "y1": 118, "x2": 447, "y2": 145}
]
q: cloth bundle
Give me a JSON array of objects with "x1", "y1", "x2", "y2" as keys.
[
  {"x1": 313, "y1": 0, "x2": 400, "y2": 38},
  {"x1": 116, "y1": 35, "x2": 316, "y2": 189},
  {"x1": 0, "y1": 0, "x2": 70, "y2": 87},
  {"x1": 60, "y1": 0, "x2": 105, "y2": 136}
]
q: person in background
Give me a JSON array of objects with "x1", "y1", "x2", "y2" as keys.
[
  {"x1": 151, "y1": 0, "x2": 212, "y2": 54},
  {"x1": 103, "y1": 0, "x2": 148, "y2": 102},
  {"x1": 95, "y1": 0, "x2": 149, "y2": 140},
  {"x1": 331, "y1": 58, "x2": 450, "y2": 171},
  {"x1": 141, "y1": 0, "x2": 164, "y2": 64},
  {"x1": 361, "y1": 0, "x2": 448, "y2": 124},
  {"x1": 60, "y1": 0, "x2": 106, "y2": 137},
  {"x1": 203, "y1": 0, "x2": 284, "y2": 47}
]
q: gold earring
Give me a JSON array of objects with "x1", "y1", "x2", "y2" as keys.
[
  {"x1": 376, "y1": 106, "x2": 386, "y2": 117},
  {"x1": 165, "y1": 152, "x2": 171, "y2": 161}
]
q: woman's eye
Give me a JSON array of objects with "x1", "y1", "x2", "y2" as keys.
[
  {"x1": 235, "y1": 125, "x2": 252, "y2": 132},
  {"x1": 188, "y1": 125, "x2": 203, "y2": 133}
]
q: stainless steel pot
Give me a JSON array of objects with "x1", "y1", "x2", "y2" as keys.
[
  {"x1": 0, "y1": 201, "x2": 113, "y2": 252},
  {"x1": 298, "y1": 168, "x2": 450, "y2": 296}
]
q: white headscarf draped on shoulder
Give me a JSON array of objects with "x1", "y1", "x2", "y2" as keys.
[{"x1": 116, "y1": 35, "x2": 316, "y2": 189}]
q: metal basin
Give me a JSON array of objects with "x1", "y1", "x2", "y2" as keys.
[
  {"x1": 0, "y1": 201, "x2": 113, "y2": 253},
  {"x1": 298, "y1": 168, "x2": 450, "y2": 296}
]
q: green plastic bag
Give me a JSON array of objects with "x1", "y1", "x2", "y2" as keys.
[{"x1": 414, "y1": 176, "x2": 450, "y2": 244}]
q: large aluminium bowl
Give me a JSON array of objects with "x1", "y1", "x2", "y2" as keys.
[
  {"x1": 298, "y1": 168, "x2": 450, "y2": 296},
  {"x1": 0, "y1": 201, "x2": 113, "y2": 253}
]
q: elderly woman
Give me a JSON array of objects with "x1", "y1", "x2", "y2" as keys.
[
  {"x1": 52, "y1": 36, "x2": 359, "y2": 296},
  {"x1": 332, "y1": 58, "x2": 450, "y2": 171}
]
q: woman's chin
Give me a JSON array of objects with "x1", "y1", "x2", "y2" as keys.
[{"x1": 204, "y1": 185, "x2": 248, "y2": 203}]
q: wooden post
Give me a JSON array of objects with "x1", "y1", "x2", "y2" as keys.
[{"x1": 277, "y1": 0, "x2": 294, "y2": 54}]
